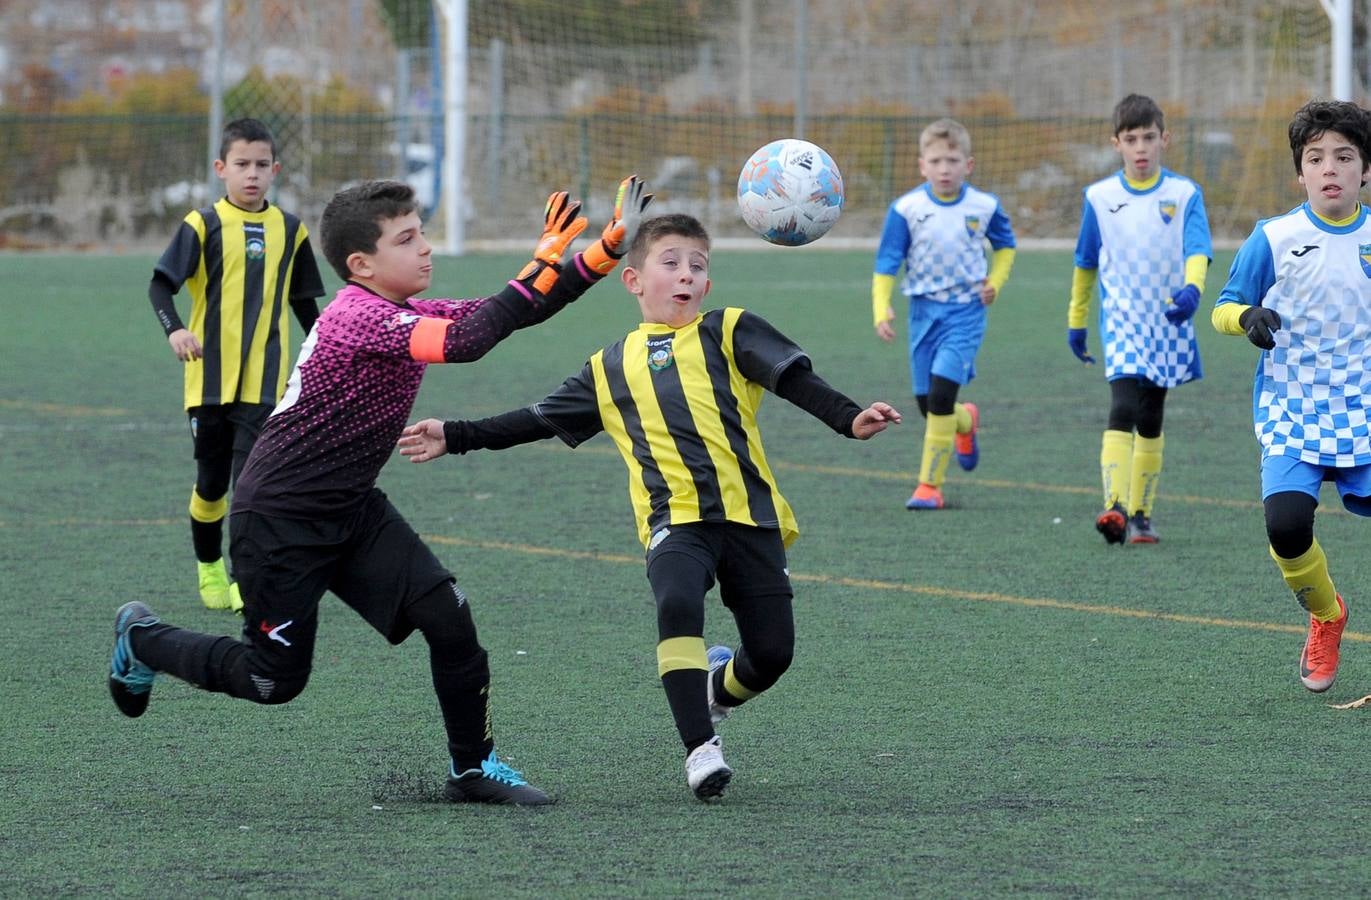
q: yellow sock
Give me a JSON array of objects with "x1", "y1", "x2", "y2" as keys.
[
  {"x1": 918, "y1": 413, "x2": 956, "y2": 487},
  {"x1": 953, "y1": 403, "x2": 973, "y2": 435},
  {"x1": 1129, "y1": 434, "x2": 1164, "y2": 516},
  {"x1": 1271, "y1": 539, "x2": 1340, "y2": 622},
  {"x1": 189, "y1": 486, "x2": 228, "y2": 523},
  {"x1": 1100, "y1": 430, "x2": 1133, "y2": 508}
]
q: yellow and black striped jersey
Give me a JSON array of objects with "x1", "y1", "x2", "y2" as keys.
[
  {"x1": 153, "y1": 198, "x2": 324, "y2": 409},
  {"x1": 532, "y1": 307, "x2": 807, "y2": 547}
]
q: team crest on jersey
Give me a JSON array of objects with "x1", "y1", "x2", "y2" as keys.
[
  {"x1": 244, "y1": 222, "x2": 267, "y2": 260},
  {"x1": 645, "y1": 334, "x2": 675, "y2": 372},
  {"x1": 963, "y1": 215, "x2": 980, "y2": 238},
  {"x1": 1360, "y1": 244, "x2": 1371, "y2": 278},
  {"x1": 1158, "y1": 200, "x2": 1177, "y2": 224}
]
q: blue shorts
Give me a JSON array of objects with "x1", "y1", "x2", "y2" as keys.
[
  {"x1": 907, "y1": 300, "x2": 986, "y2": 396},
  {"x1": 1261, "y1": 453, "x2": 1371, "y2": 517}
]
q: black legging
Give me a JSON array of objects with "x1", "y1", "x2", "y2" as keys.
[
  {"x1": 1264, "y1": 491, "x2": 1317, "y2": 559},
  {"x1": 915, "y1": 374, "x2": 961, "y2": 417},
  {"x1": 1107, "y1": 377, "x2": 1167, "y2": 438}
]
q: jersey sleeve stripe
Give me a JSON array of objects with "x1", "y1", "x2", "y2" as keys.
[{"x1": 408, "y1": 317, "x2": 449, "y2": 363}]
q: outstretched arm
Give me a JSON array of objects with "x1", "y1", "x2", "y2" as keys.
[
  {"x1": 850, "y1": 402, "x2": 903, "y2": 439},
  {"x1": 773, "y1": 360, "x2": 901, "y2": 439},
  {"x1": 399, "y1": 365, "x2": 605, "y2": 463},
  {"x1": 407, "y1": 177, "x2": 653, "y2": 365},
  {"x1": 399, "y1": 409, "x2": 557, "y2": 462}
]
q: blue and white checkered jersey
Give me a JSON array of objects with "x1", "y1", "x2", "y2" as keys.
[
  {"x1": 875, "y1": 183, "x2": 1015, "y2": 304},
  {"x1": 1074, "y1": 169, "x2": 1212, "y2": 387},
  {"x1": 1215, "y1": 203, "x2": 1371, "y2": 468}
]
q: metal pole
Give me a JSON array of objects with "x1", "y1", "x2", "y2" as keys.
[
  {"x1": 1320, "y1": 0, "x2": 1353, "y2": 99},
  {"x1": 435, "y1": 0, "x2": 468, "y2": 255},
  {"x1": 207, "y1": 0, "x2": 225, "y2": 203},
  {"x1": 395, "y1": 48, "x2": 411, "y2": 182},
  {"x1": 486, "y1": 38, "x2": 505, "y2": 219},
  {"x1": 793, "y1": 0, "x2": 807, "y2": 139}
]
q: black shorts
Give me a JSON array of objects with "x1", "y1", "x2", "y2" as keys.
[
  {"x1": 229, "y1": 488, "x2": 453, "y2": 652},
  {"x1": 645, "y1": 521, "x2": 792, "y2": 610},
  {"x1": 188, "y1": 402, "x2": 272, "y2": 461}
]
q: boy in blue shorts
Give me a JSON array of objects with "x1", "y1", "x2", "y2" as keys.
[
  {"x1": 1067, "y1": 94, "x2": 1212, "y2": 545},
  {"x1": 1212, "y1": 99, "x2": 1371, "y2": 693},
  {"x1": 872, "y1": 118, "x2": 1015, "y2": 510}
]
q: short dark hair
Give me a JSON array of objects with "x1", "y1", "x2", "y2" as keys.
[
  {"x1": 219, "y1": 117, "x2": 276, "y2": 161},
  {"x1": 625, "y1": 213, "x2": 711, "y2": 268},
  {"x1": 1112, "y1": 94, "x2": 1165, "y2": 135},
  {"x1": 1288, "y1": 99, "x2": 1371, "y2": 177},
  {"x1": 319, "y1": 180, "x2": 418, "y2": 280}
]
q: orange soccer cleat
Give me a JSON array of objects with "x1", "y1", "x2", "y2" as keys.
[
  {"x1": 905, "y1": 483, "x2": 945, "y2": 510},
  {"x1": 1299, "y1": 594, "x2": 1348, "y2": 693},
  {"x1": 1095, "y1": 502, "x2": 1127, "y2": 545}
]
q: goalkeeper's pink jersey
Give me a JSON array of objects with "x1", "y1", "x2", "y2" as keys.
[{"x1": 233, "y1": 280, "x2": 535, "y2": 519}]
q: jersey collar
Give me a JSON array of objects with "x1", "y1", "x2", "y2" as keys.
[
  {"x1": 1116, "y1": 169, "x2": 1165, "y2": 195},
  {"x1": 1301, "y1": 202, "x2": 1368, "y2": 234},
  {"x1": 922, "y1": 183, "x2": 967, "y2": 206}
]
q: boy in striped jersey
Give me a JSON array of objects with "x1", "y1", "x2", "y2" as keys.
[
  {"x1": 1213, "y1": 99, "x2": 1371, "y2": 693},
  {"x1": 148, "y1": 118, "x2": 325, "y2": 612},
  {"x1": 1068, "y1": 94, "x2": 1212, "y2": 545},
  {"x1": 400, "y1": 214, "x2": 902, "y2": 801}
]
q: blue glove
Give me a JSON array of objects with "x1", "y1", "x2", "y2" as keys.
[
  {"x1": 1165, "y1": 284, "x2": 1201, "y2": 324},
  {"x1": 1068, "y1": 328, "x2": 1095, "y2": 364}
]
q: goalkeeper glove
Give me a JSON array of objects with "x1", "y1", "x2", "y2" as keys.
[
  {"x1": 1239, "y1": 306, "x2": 1281, "y2": 350},
  {"x1": 516, "y1": 191, "x2": 588, "y2": 294},
  {"x1": 1068, "y1": 327, "x2": 1095, "y2": 364},
  {"x1": 584, "y1": 175, "x2": 654, "y2": 275},
  {"x1": 1164, "y1": 284, "x2": 1200, "y2": 324}
]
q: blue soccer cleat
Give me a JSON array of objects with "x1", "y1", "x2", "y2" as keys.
[
  {"x1": 706, "y1": 645, "x2": 734, "y2": 725},
  {"x1": 109, "y1": 601, "x2": 160, "y2": 718},
  {"x1": 1126, "y1": 511, "x2": 1159, "y2": 544},
  {"x1": 955, "y1": 402, "x2": 980, "y2": 471},
  {"x1": 445, "y1": 750, "x2": 554, "y2": 806}
]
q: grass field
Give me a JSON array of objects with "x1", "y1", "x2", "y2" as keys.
[{"x1": 5, "y1": 248, "x2": 1371, "y2": 896}]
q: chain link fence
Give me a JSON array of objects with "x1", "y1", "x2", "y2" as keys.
[{"x1": 0, "y1": 0, "x2": 1353, "y2": 249}]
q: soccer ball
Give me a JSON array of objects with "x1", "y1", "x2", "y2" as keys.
[{"x1": 736, "y1": 139, "x2": 844, "y2": 246}]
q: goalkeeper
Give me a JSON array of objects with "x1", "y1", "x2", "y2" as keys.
[
  {"x1": 1066, "y1": 93, "x2": 1212, "y2": 546},
  {"x1": 1212, "y1": 99, "x2": 1371, "y2": 694},
  {"x1": 399, "y1": 213, "x2": 902, "y2": 802},
  {"x1": 108, "y1": 175, "x2": 653, "y2": 806}
]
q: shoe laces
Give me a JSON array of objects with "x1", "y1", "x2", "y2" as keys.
[
  {"x1": 480, "y1": 753, "x2": 529, "y2": 786},
  {"x1": 1308, "y1": 615, "x2": 1341, "y2": 663},
  {"x1": 113, "y1": 635, "x2": 155, "y2": 691}
]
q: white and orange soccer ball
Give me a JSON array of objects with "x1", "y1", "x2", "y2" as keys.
[{"x1": 736, "y1": 139, "x2": 844, "y2": 246}]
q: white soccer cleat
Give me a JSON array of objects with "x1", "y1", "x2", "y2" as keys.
[{"x1": 685, "y1": 735, "x2": 732, "y2": 801}]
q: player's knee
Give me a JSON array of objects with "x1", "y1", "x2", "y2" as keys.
[
  {"x1": 656, "y1": 591, "x2": 704, "y2": 637},
  {"x1": 195, "y1": 467, "x2": 231, "y2": 501},
  {"x1": 243, "y1": 668, "x2": 310, "y2": 705},
  {"x1": 1267, "y1": 518, "x2": 1314, "y2": 560},
  {"x1": 746, "y1": 638, "x2": 794, "y2": 682},
  {"x1": 1264, "y1": 492, "x2": 1316, "y2": 559}
]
